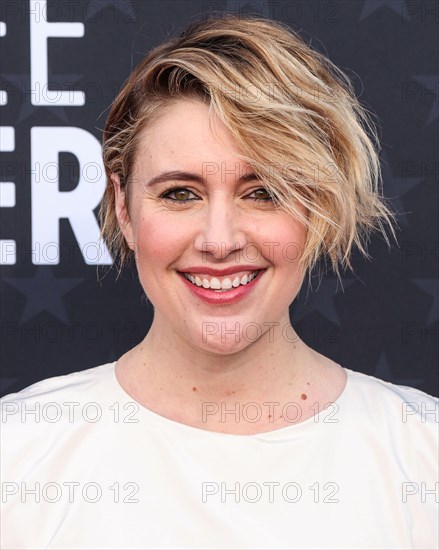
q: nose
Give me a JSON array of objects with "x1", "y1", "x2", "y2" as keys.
[{"x1": 194, "y1": 195, "x2": 247, "y2": 260}]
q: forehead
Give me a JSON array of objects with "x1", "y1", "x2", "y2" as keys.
[{"x1": 133, "y1": 99, "x2": 247, "y2": 175}]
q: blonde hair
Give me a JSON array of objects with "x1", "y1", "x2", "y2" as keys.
[{"x1": 99, "y1": 13, "x2": 396, "y2": 283}]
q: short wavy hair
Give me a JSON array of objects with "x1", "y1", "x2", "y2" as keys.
[{"x1": 99, "y1": 13, "x2": 396, "y2": 283}]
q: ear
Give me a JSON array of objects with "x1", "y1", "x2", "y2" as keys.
[{"x1": 111, "y1": 174, "x2": 135, "y2": 250}]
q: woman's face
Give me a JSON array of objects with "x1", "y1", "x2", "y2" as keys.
[{"x1": 114, "y1": 99, "x2": 308, "y2": 354}]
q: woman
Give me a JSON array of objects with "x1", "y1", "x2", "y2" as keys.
[{"x1": 1, "y1": 14, "x2": 437, "y2": 550}]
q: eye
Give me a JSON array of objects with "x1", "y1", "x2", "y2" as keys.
[
  {"x1": 246, "y1": 188, "x2": 276, "y2": 203},
  {"x1": 160, "y1": 187, "x2": 200, "y2": 203}
]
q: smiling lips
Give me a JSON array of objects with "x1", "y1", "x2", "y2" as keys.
[
  {"x1": 181, "y1": 271, "x2": 260, "y2": 290},
  {"x1": 178, "y1": 268, "x2": 265, "y2": 304},
  {"x1": 178, "y1": 265, "x2": 267, "y2": 290}
]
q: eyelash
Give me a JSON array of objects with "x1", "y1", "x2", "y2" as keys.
[{"x1": 160, "y1": 186, "x2": 275, "y2": 204}]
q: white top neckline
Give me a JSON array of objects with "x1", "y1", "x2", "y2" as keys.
[{"x1": 109, "y1": 360, "x2": 354, "y2": 441}]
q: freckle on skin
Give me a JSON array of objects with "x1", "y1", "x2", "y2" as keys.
[
  {"x1": 192, "y1": 387, "x2": 197, "y2": 392},
  {"x1": 301, "y1": 393, "x2": 307, "y2": 400},
  {"x1": 307, "y1": 382, "x2": 310, "y2": 385}
]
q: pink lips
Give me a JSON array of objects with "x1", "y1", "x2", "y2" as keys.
[
  {"x1": 178, "y1": 270, "x2": 265, "y2": 305},
  {"x1": 178, "y1": 265, "x2": 265, "y2": 277}
]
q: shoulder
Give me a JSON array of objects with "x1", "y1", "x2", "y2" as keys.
[
  {"x1": 344, "y1": 367, "x2": 438, "y2": 420},
  {"x1": 341, "y1": 368, "x2": 438, "y2": 470},
  {"x1": 0, "y1": 361, "x2": 117, "y2": 427},
  {"x1": 1, "y1": 361, "x2": 116, "y2": 403},
  {"x1": 0, "y1": 362, "x2": 120, "y2": 475}
]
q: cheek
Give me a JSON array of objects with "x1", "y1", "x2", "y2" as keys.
[
  {"x1": 263, "y1": 218, "x2": 307, "y2": 269},
  {"x1": 272, "y1": 221, "x2": 308, "y2": 303},
  {"x1": 133, "y1": 212, "x2": 189, "y2": 264}
]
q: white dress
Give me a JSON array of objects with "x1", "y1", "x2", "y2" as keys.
[{"x1": 1, "y1": 361, "x2": 438, "y2": 549}]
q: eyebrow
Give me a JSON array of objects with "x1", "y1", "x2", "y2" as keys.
[{"x1": 145, "y1": 170, "x2": 260, "y2": 187}]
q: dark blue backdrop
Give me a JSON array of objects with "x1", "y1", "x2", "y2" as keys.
[{"x1": 0, "y1": 0, "x2": 438, "y2": 397}]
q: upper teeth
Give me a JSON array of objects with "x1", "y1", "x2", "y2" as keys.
[{"x1": 183, "y1": 271, "x2": 259, "y2": 290}]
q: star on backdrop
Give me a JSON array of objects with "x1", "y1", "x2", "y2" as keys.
[
  {"x1": 2, "y1": 73, "x2": 84, "y2": 124},
  {"x1": 292, "y1": 277, "x2": 356, "y2": 324},
  {"x1": 373, "y1": 351, "x2": 424, "y2": 388},
  {"x1": 413, "y1": 75, "x2": 439, "y2": 124},
  {"x1": 360, "y1": 0, "x2": 409, "y2": 20},
  {"x1": 3, "y1": 267, "x2": 84, "y2": 324}
]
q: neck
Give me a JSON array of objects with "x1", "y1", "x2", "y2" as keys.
[{"x1": 117, "y1": 310, "x2": 327, "y2": 433}]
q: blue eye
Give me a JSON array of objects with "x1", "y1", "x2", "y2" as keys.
[{"x1": 160, "y1": 187, "x2": 199, "y2": 203}]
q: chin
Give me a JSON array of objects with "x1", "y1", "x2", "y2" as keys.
[{"x1": 191, "y1": 331, "x2": 257, "y2": 356}]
